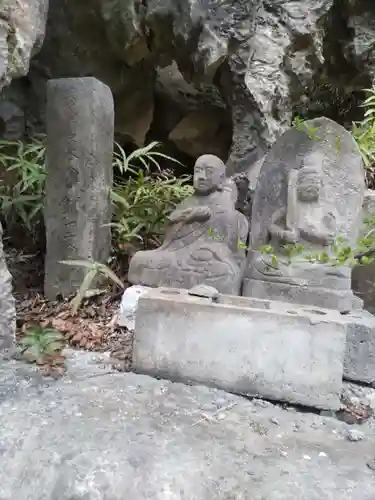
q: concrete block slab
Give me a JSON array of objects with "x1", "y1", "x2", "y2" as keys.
[
  {"x1": 133, "y1": 288, "x2": 347, "y2": 410},
  {"x1": 343, "y1": 309, "x2": 375, "y2": 385}
]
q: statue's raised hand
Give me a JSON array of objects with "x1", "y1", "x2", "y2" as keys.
[
  {"x1": 281, "y1": 229, "x2": 299, "y2": 244},
  {"x1": 168, "y1": 206, "x2": 211, "y2": 224}
]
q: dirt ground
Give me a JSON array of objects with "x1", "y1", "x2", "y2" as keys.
[{"x1": 6, "y1": 246, "x2": 134, "y2": 373}]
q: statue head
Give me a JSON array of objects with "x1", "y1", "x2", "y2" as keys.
[
  {"x1": 193, "y1": 154, "x2": 226, "y2": 195},
  {"x1": 296, "y1": 165, "x2": 322, "y2": 203}
]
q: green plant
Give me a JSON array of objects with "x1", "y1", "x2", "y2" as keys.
[
  {"x1": 292, "y1": 116, "x2": 321, "y2": 140},
  {"x1": 111, "y1": 143, "x2": 193, "y2": 249},
  {"x1": 353, "y1": 87, "x2": 375, "y2": 185},
  {"x1": 258, "y1": 219, "x2": 375, "y2": 270},
  {"x1": 0, "y1": 135, "x2": 46, "y2": 232},
  {"x1": 113, "y1": 141, "x2": 183, "y2": 175},
  {"x1": 20, "y1": 324, "x2": 64, "y2": 364},
  {"x1": 60, "y1": 260, "x2": 125, "y2": 314}
]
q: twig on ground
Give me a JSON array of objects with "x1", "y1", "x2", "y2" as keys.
[{"x1": 191, "y1": 401, "x2": 237, "y2": 427}]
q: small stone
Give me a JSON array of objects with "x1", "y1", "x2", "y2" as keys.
[
  {"x1": 346, "y1": 429, "x2": 365, "y2": 442},
  {"x1": 303, "y1": 455, "x2": 311, "y2": 460},
  {"x1": 280, "y1": 450, "x2": 288, "y2": 457},
  {"x1": 253, "y1": 399, "x2": 269, "y2": 408},
  {"x1": 367, "y1": 460, "x2": 375, "y2": 471},
  {"x1": 270, "y1": 417, "x2": 280, "y2": 425},
  {"x1": 319, "y1": 452, "x2": 328, "y2": 457},
  {"x1": 188, "y1": 284, "x2": 219, "y2": 300},
  {"x1": 216, "y1": 413, "x2": 226, "y2": 421}
]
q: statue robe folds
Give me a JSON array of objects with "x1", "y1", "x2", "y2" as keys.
[{"x1": 128, "y1": 182, "x2": 249, "y2": 295}]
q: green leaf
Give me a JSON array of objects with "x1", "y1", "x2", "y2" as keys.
[
  {"x1": 97, "y1": 264, "x2": 125, "y2": 288},
  {"x1": 271, "y1": 255, "x2": 278, "y2": 267},
  {"x1": 44, "y1": 341, "x2": 64, "y2": 354},
  {"x1": 71, "y1": 268, "x2": 98, "y2": 314},
  {"x1": 60, "y1": 259, "x2": 95, "y2": 269}
]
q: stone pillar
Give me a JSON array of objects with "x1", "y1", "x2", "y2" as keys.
[
  {"x1": 0, "y1": 222, "x2": 15, "y2": 352},
  {"x1": 44, "y1": 77, "x2": 114, "y2": 300}
]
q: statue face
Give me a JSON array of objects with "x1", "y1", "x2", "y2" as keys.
[
  {"x1": 297, "y1": 168, "x2": 321, "y2": 202},
  {"x1": 193, "y1": 155, "x2": 225, "y2": 194}
]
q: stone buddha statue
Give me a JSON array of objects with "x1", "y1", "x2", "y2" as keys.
[
  {"x1": 243, "y1": 117, "x2": 365, "y2": 310},
  {"x1": 128, "y1": 154, "x2": 249, "y2": 295},
  {"x1": 248, "y1": 162, "x2": 342, "y2": 285}
]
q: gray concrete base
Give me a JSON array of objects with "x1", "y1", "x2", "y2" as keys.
[
  {"x1": 343, "y1": 309, "x2": 375, "y2": 385},
  {"x1": 134, "y1": 288, "x2": 347, "y2": 410},
  {"x1": 242, "y1": 278, "x2": 362, "y2": 311}
]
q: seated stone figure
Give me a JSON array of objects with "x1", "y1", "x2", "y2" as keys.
[
  {"x1": 128, "y1": 154, "x2": 249, "y2": 295},
  {"x1": 243, "y1": 117, "x2": 365, "y2": 310},
  {"x1": 248, "y1": 163, "x2": 350, "y2": 287}
]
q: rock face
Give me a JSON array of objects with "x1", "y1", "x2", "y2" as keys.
[
  {"x1": 1, "y1": 351, "x2": 375, "y2": 500},
  {"x1": 1, "y1": 0, "x2": 373, "y2": 170},
  {"x1": 0, "y1": 0, "x2": 48, "y2": 92},
  {"x1": 0, "y1": 223, "x2": 15, "y2": 351}
]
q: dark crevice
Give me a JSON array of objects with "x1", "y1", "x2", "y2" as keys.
[{"x1": 288, "y1": 0, "x2": 373, "y2": 127}]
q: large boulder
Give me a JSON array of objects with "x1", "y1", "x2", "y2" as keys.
[
  {"x1": 0, "y1": 0, "x2": 48, "y2": 92},
  {"x1": 26, "y1": 0, "x2": 375, "y2": 170},
  {"x1": 2, "y1": 0, "x2": 375, "y2": 170},
  {"x1": 1, "y1": 350, "x2": 375, "y2": 499},
  {"x1": 0, "y1": 0, "x2": 48, "y2": 140}
]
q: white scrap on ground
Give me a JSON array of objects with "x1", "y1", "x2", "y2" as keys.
[{"x1": 117, "y1": 285, "x2": 153, "y2": 329}]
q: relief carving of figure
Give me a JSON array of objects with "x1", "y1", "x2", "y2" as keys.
[
  {"x1": 248, "y1": 159, "x2": 349, "y2": 286},
  {"x1": 243, "y1": 117, "x2": 365, "y2": 310},
  {"x1": 128, "y1": 154, "x2": 249, "y2": 295}
]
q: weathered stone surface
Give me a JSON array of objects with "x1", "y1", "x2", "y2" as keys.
[
  {"x1": 0, "y1": 99, "x2": 25, "y2": 139},
  {"x1": 134, "y1": 288, "x2": 347, "y2": 410},
  {"x1": 44, "y1": 77, "x2": 114, "y2": 300},
  {"x1": 128, "y1": 155, "x2": 249, "y2": 295},
  {"x1": 352, "y1": 189, "x2": 375, "y2": 314},
  {"x1": 9, "y1": 0, "x2": 372, "y2": 170},
  {"x1": 0, "y1": 223, "x2": 15, "y2": 352},
  {"x1": 243, "y1": 117, "x2": 365, "y2": 310},
  {"x1": 0, "y1": 0, "x2": 49, "y2": 92},
  {"x1": 343, "y1": 309, "x2": 375, "y2": 385},
  {"x1": 1, "y1": 350, "x2": 375, "y2": 500},
  {"x1": 156, "y1": 63, "x2": 232, "y2": 160}
]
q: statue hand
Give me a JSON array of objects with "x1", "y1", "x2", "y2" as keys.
[
  {"x1": 168, "y1": 206, "x2": 211, "y2": 224},
  {"x1": 300, "y1": 227, "x2": 334, "y2": 245},
  {"x1": 168, "y1": 208, "x2": 193, "y2": 223},
  {"x1": 194, "y1": 206, "x2": 211, "y2": 220},
  {"x1": 282, "y1": 229, "x2": 299, "y2": 244}
]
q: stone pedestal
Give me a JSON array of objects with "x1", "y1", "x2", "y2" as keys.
[
  {"x1": 243, "y1": 278, "x2": 362, "y2": 312},
  {"x1": 134, "y1": 288, "x2": 347, "y2": 410},
  {"x1": 44, "y1": 77, "x2": 114, "y2": 300},
  {"x1": 343, "y1": 309, "x2": 375, "y2": 384}
]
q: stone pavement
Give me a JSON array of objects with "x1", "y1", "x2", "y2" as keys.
[{"x1": 0, "y1": 350, "x2": 375, "y2": 500}]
